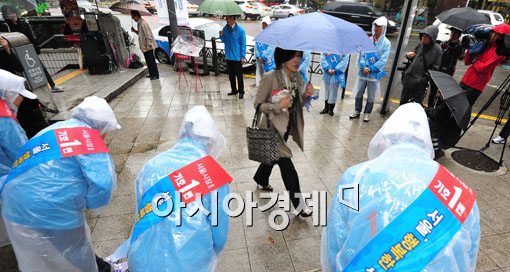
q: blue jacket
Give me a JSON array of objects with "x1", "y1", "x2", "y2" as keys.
[
  {"x1": 127, "y1": 137, "x2": 229, "y2": 272},
  {"x1": 358, "y1": 36, "x2": 391, "y2": 81},
  {"x1": 1, "y1": 119, "x2": 116, "y2": 229},
  {"x1": 0, "y1": 117, "x2": 27, "y2": 178},
  {"x1": 220, "y1": 23, "x2": 246, "y2": 61},
  {"x1": 299, "y1": 51, "x2": 311, "y2": 84},
  {"x1": 320, "y1": 53, "x2": 349, "y2": 83},
  {"x1": 322, "y1": 103, "x2": 480, "y2": 272}
]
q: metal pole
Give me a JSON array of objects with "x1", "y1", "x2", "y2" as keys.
[
  {"x1": 380, "y1": 0, "x2": 418, "y2": 114},
  {"x1": 166, "y1": 0, "x2": 180, "y2": 54},
  {"x1": 341, "y1": 55, "x2": 351, "y2": 100},
  {"x1": 211, "y1": 37, "x2": 219, "y2": 76}
]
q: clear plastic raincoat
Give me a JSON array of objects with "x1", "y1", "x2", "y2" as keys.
[
  {"x1": 321, "y1": 103, "x2": 480, "y2": 272},
  {"x1": 126, "y1": 106, "x2": 229, "y2": 272},
  {"x1": 1, "y1": 96, "x2": 121, "y2": 271}
]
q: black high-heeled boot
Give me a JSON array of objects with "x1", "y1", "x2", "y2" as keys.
[
  {"x1": 328, "y1": 103, "x2": 335, "y2": 116},
  {"x1": 319, "y1": 100, "x2": 329, "y2": 114}
]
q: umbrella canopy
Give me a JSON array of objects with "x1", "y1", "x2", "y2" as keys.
[
  {"x1": 197, "y1": 0, "x2": 243, "y2": 16},
  {"x1": 254, "y1": 12, "x2": 375, "y2": 55},
  {"x1": 430, "y1": 71, "x2": 471, "y2": 130},
  {"x1": 436, "y1": 7, "x2": 490, "y2": 31},
  {"x1": 110, "y1": 1, "x2": 151, "y2": 16}
]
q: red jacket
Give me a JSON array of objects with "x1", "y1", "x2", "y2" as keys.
[{"x1": 460, "y1": 42, "x2": 506, "y2": 92}]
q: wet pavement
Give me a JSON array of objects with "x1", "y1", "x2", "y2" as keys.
[
  {"x1": 96, "y1": 65, "x2": 510, "y2": 272},
  {"x1": 3, "y1": 63, "x2": 507, "y2": 271},
  {"x1": 1, "y1": 16, "x2": 510, "y2": 269}
]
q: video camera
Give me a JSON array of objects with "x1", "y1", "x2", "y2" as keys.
[
  {"x1": 397, "y1": 59, "x2": 412, "y2": 72},
  {"x1": 496, "y1": 34, "x2": 510, "y2": 57}
]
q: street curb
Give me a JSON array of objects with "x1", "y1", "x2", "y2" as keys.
[
  {"x1": 49, "y1": 67, "x2": 148, "y2": 123},
  {"x1": 101, "y1": 67, "x2": 149, "y2": 102}
]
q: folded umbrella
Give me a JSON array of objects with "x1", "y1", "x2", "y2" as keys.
[
  {"x1": 254, "y1": 12, "x2": 374, "y2": 55},
  {"x1": 110, "y1": 1, "x2": 151, "y2": 15},
  {"x1": 430, "y1": 71, "x2": 471, "y2": 130},
  {"x1": 436, "y1": 7, "x2": 490, "y2": 31}
]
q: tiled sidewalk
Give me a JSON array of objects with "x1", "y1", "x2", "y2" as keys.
[
  {"x1": 95, "y1": 66, "x2": 510, "y2": 271},
  {"x1": 1, "y1": 65, "x2": 509, "y2": 271}
]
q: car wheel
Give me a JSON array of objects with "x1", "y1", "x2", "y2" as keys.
[
  {"x1": 288, "y1": 13, "x2": 294, "y2": 17},
  {"x1": 240, "y1": 12, "x2": 247, "y2": 20},
  {"x1": 155, "y1": 49, "x2": 170, "y2": 64},
  {"x1": 218, "y1": 54, "x2": 228, "y2": 74}
]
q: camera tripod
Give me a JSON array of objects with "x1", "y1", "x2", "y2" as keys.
[{"x1": 457, "y1": 74, "x2": 510, "y2": 167}]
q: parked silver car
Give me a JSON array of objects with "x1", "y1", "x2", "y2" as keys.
[{"x1": 270, "y1": 4, "x2": 304, "y2": 19}]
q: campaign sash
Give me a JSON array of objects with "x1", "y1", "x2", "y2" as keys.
[
  {"x1": 363, "y1": 51, "x2": 386, "y2": 80},
  {"x1": 131, "y1": 155, "x2": 232, "y2": 242},
  {"x1": 6, "y1": 127, "x2": 109, "y2": 182},
  {"x1": 0, "y1": 99, "x2": 16, "y2": 120},
  {"x1": 256, "y1": 42, "x2": 275, "y2": 72},
  {"x1": 344, "y1": 165, "x2": 476, "y2": 271},
  {"x1": 326, "y1": 53, "x2": 346, "y2": 88}
]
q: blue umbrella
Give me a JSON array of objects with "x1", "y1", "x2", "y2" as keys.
[{"x1": 255, "y1": 12, "x2": 375, "y2": 54}]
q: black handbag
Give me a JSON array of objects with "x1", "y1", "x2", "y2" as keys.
[{"x1": 246, "y1": 104, "x2": 279, "y2": 165}]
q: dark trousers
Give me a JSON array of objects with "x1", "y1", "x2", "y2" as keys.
[
  {"x1": 226, "y1": 60, "x2": 244, "y2": 94},
  {"x1": 499, "y1": 119, "x2": 510, "y2": 139},
  {"x1": 400, "y1": 83, "x2": 427, "y2": 105},
  {"x1": 460, "y1": 83, "x2": 481, "y2": 107},
  {"x1": 143, "y1": 50, "x2": 159, "y2": 78},
  {"x1": 253, "y1": 157, "x2": 302, "y2": 209}
]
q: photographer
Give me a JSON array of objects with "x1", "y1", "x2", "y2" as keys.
[
  {"x1": 0, "y1": 36, "x2": 23, "y2": 73},
  {"x1": 426, "y1": 94, "x2": 462, "y2": 159},
  {"x1": 1, "y1": 5, "x2": 64, "y2": 93},
  {"x1": 0, "y1": 35, "x2": 49, "y2": 139},
  {"x1": 460, "y1": 24, "x2": 508, "y2": 106},
  {"x1": 400, "y1": 25, "x2": 442, "y2": 105},
  {"x1": 428, "y1": 27, "x2": 466, "y2": 107}
]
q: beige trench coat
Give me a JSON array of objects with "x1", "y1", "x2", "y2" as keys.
[
  {"x1": 137, "y1": 18, "x2": 157, "y2": 53},
  {"x1": 254, "y1": 69, "x2": 306, "y2": 158}
]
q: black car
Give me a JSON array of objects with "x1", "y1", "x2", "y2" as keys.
[{"x1": 321, "y1": 2, "x2": 397, "y2": 34}]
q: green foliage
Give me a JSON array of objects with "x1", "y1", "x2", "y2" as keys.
[
  {"x1": 36, "y1": 2, "x2": 49, "y2": 15},
  {"x1": 307, "y1": 0, "x2": 326, "y2": 11}
]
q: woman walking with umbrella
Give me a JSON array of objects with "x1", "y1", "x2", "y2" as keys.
[{"x1": 253, "y1": 47, "x2": 315, "y2": 216}]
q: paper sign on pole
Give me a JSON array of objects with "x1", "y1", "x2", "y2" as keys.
[{"x1": 156, "y1": 0, "x2": 190, "y2": 26}]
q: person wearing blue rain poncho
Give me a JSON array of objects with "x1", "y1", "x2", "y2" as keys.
[
  {"x1": 350, "y1": 16, "x2": 391, "y2": 122},
  {"x1": 255, "y1": 16, "x2": 275, "y2": 87},
  {"x1": 319, "y1": 53, "x2": 349, "y2": 116},
  {"x1": 125, "y1": 106, "x2": 229, "y2": 272},
  {"x1": 321, "y1": 103, "x2": 480, "y2": 272},
  {"x1": 0, "y1": 69, "x2": 34, "y2": 247},
  {"x1": 299, "y1": 50, "x2": 312, "y2": 85},
  {"x1": 1, "y1": 96, "x2": 121, "y2": 272}
]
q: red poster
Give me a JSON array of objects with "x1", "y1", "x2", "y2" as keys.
[
  {"x1": 60, "y1": 0, "x2": 82, "y2": 32},
  {"x1": 169, "y1": 155, "x2": 233, "y2": 204},
  {"x1": 428, "y1": 165, "x2": 476, "y2": 224},
  {"x1": 54, "y1": 127, "x2": 109, "y2": 157}
]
